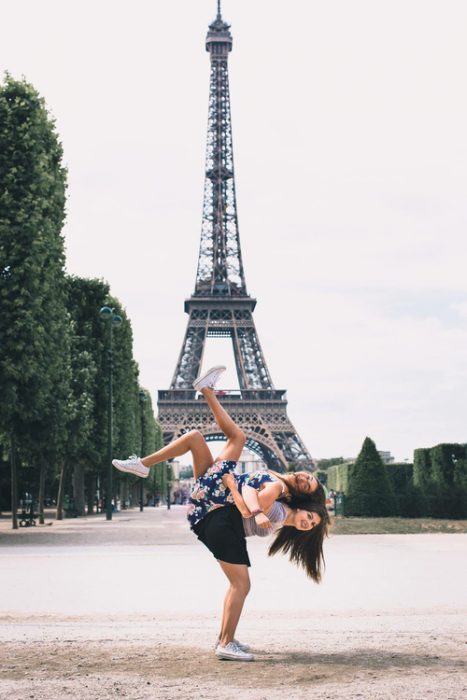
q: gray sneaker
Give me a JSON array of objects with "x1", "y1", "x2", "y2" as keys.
[
  {"x1": 193, "y1": 365, "x2": 226, "y2": 392},
  {"x1": 112, "y1": 455, "x2": 149, "y2": 478},
  {"x1": 215, "y1": 641, "x2": 254, "y2": 662}
]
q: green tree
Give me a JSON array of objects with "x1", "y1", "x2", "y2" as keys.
[
  {"x1": 110, "y1": 295, "x2": 140, "y2": 460},
  {"x1": 0, "y1": 76, "x2": 70, "y2": 528},
  {"x1": 61, "y1": 277, "x2": 142, "y2": 516},
  {"x1": 120, "y1": 387, "x2": 159, "y2": 507},
  {"x1": 59, "y1": 277, "x2": 152, "y2": 515},
  {"x1": 147, "y1": 419, "x2": 166, "y2": 503},
  {"x1": 139, "y1": 388, "x2": 158, "y2": 457},
  {"x1": 345, "y1": 437, "x2": 394, "y2": 516},
  {"x1": 55, "y1": 276, "x2": 105, "y2": 518}
]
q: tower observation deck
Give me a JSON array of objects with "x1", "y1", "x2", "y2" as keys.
[{"x1": 157, "y1": 2, "x2": 313, "y2": 470}]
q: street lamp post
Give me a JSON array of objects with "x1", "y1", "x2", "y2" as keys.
[
  {"x1": 167, "y1": 463, "x2": 172, "y2": 510},
  {"x1": 138, "y1": 390, "x2": 147, "y2": 512},
  {"x1": 99, "y1": 306, "x2": 123, "y2": 521}
]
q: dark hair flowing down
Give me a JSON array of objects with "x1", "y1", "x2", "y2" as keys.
[{"x1": 268, "y1": 501, "x2": 330, "y2": 583}]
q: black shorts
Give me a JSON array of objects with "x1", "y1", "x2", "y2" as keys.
[{"x1": 192, "y1": 506, "x2": 251, "y2": 567}]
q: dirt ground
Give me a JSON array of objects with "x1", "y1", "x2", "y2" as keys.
[
  {"x1": 1, "y1": 507, "x2": 466, "y2": 699},
  {"x1": 1, "y1": 613, "x2": 466, "y2": 700}
]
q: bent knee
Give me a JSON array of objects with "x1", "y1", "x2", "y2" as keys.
[
  {"x1": 187, "y1": 429, "x2": 204, "y2": 442},
  {"x1": 234, "y1": 429, "x2": 246, "y2": 446}
]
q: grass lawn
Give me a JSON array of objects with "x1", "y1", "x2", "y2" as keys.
[{"x1": 331, "y1": 516, "x2": 467, "y2": 535}]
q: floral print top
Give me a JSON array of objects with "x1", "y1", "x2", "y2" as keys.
[
  {"x1": 236, "y1": 469, "x2": 275, "y2": 493},
  {"x1": 186, "y1": 463, "x2": 275, "y2": 530}
]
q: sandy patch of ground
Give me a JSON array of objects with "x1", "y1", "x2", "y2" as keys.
[
  {"x1": 1, "y1": 613, "x2": 466, "y2": 700},
  {"x1": 1, "y1": 633, "x2": 466, "y2": 699}
]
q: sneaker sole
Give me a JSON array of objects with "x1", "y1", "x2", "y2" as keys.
[
  {"x1": 215, "y1": 652, "x2": 254, "y2": 662},
  {"x1": 192, "y1": 365, "x2": 226, "y2": 390},
  {"x1": 112, "y1": 461, "x2": 149, "y2": 479}
]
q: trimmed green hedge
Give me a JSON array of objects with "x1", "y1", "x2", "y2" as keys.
[
  {"x1": 386, "y1": 463, "x2": 413, "y2": 492},
  {"x1": 326, "y1": 462, "x2": 355, "y2": 492},
  {"x1": 344, "y1": 493, "x2": 397, "y2": 517},
  {"x1": 413, "y1": 443, "x2": 467, "y2": 518},
  {"x1": 326, "y1": 441, "x2": 467, "y2": 518}
]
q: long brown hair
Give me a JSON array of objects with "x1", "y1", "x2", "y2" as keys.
[
  {"x1": 268, "y1": 470, "x2": 326, "y2": 506},
  {"x1": 268, "y1": 502, "x2": 330, "y2": 583}
]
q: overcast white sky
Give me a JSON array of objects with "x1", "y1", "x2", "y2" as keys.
[{"x1": 2, "y1": 0, "x2": 467, "y2": 462}]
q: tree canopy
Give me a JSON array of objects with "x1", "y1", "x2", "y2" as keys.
[{"x1": 0, "y1": 76, "x2": 162, "y2": 524}]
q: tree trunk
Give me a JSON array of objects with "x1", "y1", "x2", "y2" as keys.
[
  {"x1": 38, "y1": 462, "x2": 46, "y2": 524},
  {"x1": 86, "y1": 472, "x2": 96, "y2": 515},
  {"x1": 56, "y1": 460, "x2": 67, "y2": 520},
  {"x1": 121, "y1": 478, "x2": 128, "y2": 510},
  {"x1": 10, "y1": 434, "x2": 18, "y2": 530},
  {"x1": 72, "y1": 462, "x2": 85, "y2": 516}
]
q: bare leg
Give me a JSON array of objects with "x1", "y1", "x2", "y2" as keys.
[
  {"x1": 140, "y1": 430, "x2": 214, "y2": 480},
  {"x1": 201, "y1": 388, "x2": 246, "y2": 462},
  {"x1": 217, "y1": 561, "x2": 250, "y2": 647}
]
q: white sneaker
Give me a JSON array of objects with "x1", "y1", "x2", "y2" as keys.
[
  {"x1": 215, "y1": 641, "x2": 254, "y2": 662},
  {"x1": 192, "y1": 365, "x2": 226, "y2": 392},
  {"x1": 214, "y1": 637, "x2": 251, "y2": 652},
  {"x1": 234, "y1": 638, "x2": 251, "y2": 652},
  {"x1": 112, "y1": 455, "x2": 149, "y2": 478}
]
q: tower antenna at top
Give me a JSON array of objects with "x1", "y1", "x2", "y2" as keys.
[{"x1": 157, "y1": 0, "x2": 314, "y2": 471}]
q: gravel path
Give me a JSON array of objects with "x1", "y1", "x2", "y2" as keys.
[{"x1": 1, "y1": 507, "x2": 466, "y2": 699}]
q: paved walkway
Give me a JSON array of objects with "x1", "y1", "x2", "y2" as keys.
[{"x1": 1, "y1": 507, "x2": 466, "y2": 699}]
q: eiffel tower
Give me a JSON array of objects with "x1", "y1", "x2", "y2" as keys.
[{"x1": 157, "y1": 2, "x2": 313, "y2": 471}]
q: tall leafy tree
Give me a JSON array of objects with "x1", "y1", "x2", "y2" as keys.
[
  {"x1": 60, "y1": 276, "x2": 108, "y2": 517},
  {"x1": 140, "y1": 389, "x2": 166, "y2": 498},
  {"x1": 120, "y1": 387, "x2": 159, "y2": 507},
  {"x1": 60, "y1": 276, "x2": 123, "y2": 516},
  {"x1": 102, "y1": 296, "x2": 140, "y2": 510},
  {"x1": 139, "y1": 388, "x2": 158, "y2": 457},
  {"x1": 0, "y1": 76, "x2": 69, "y2": 528},
  {"x1": 62, "y1": 278, "x2": 148, "y2": 515},
  {"x1": 110, "y1": 295, "x2": 140, "y2": 460}
]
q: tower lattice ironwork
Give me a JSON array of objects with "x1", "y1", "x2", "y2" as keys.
[{"x1": 157, "y1": 2, "x2": 313, "y2": 470}]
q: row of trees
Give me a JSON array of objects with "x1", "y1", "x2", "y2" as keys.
[
  {"x1": 0, "y1": 76, "x2": 164, "y2": 527},
  {"x1": 324, "y1": 438, "x2": 467, "y2": 518}
]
